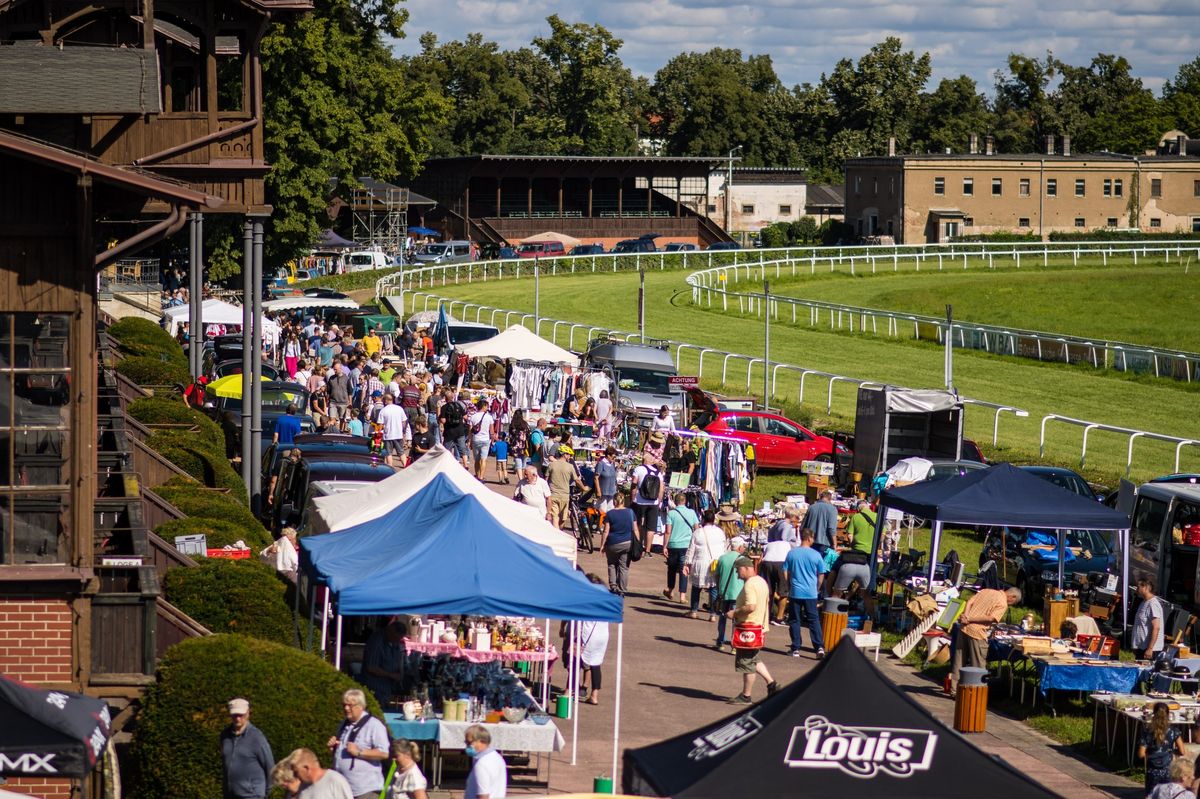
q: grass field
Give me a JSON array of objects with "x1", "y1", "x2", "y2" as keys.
[
  {"x1": 424, "y1": 265, "x2": 1200, "y2": 485},
  {"x1": 750, "y1": 260, "x2": 1200, "y2": 351}
]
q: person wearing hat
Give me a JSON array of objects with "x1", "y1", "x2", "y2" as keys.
[
  {"x1": 645, "y1": 430, "x2": 667, "y2": 465},
  {"x1": 221, "y1": 698, "x2": 275, "y2": 799},
  {"x1": 712, "y1": 536, "x2": 749, "y2": 650},
  {"x1": 726, "y1": 556, "x2": 779, "y2": 703}
]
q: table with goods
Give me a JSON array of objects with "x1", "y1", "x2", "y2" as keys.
[{"x1": 1091, "y1": 692, "x2": 1200, "y2": 767}]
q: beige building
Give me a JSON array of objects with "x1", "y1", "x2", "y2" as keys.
[
  {"x1": 844, "y1": 135, "x2": 1200, "y2": 243},
  {"x1": 705, "y1": 167, "x2": 808, "y2": 239}
]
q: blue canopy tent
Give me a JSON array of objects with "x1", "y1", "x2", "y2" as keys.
[
  {"x1": 408, "y1": 225, "x2": 440, "y2": 236},
  {"x1": 868, "y1": 463, "x2": 1132, "y2": 627}
]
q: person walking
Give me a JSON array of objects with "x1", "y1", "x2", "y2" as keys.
[
  {"x1": 376, "y1": 393, "x2": 411, "y2": 469},
  {"x1": 712, "y1": 536, "x2": 748, "y2": 651},
  {"x1": 726, "y1": 556, "x2": 778, "y2": 703},
  {"x1": 1133, "y1": 576, "x2": 1165, "y2": 661},
  {"x1": 291, "y1": 748, "x2": 353, "y2": 799},
  {"x1": 801, "y1": 490, "x2": 839, "y2": 555},
  {"x1": 545, "y1": 448, "x2": 585, "y2": 530},
  {"x1": 662, "y1": 493, "x2": 698, "y2": 603},
  {"x1": 600, "y1": 492, "x2": 639, "y2": 596},
  {"x1": 631, "y1": 453, "x2": 664, "y2": 556},
  {"x1": 386, "y1": 739, "x2": 429, "y2": 799},
  {"x1": 463, "y1": 725, "x2": 507, "y2": 799},
  {"x1": 328, "y1": 689, "x2": 390, "y2": 799},
  {"x1": 576, "y1": 574, "x2": 610, "y2": 706},
  {"x1": 221, "y1": 698, "x2": 274, "y2": 799},
  {"x1": 682, "y1": 509, "x2": 728, "y2": 621},
  {"x1": 592, "y1": 446, "x2": 618, "y2": 512},
  {"x1": 514, "y1": 466, "x2": 552, "y2": 520},
  {"x1": 784, "y1": 530, "x2": 828, "y2": 658},
  {"x1": 467, "y1": 399, "x2": 495, "y2": 481}
]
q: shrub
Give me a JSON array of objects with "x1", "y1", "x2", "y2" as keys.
[
  {"x1": 156, "y1": 477, "x2": 265, "y2": 539},
  {"x1": 128, "y1": 634, "x2": 379, "y2": 799},
  {"x1": 109, "y1": 317, "x2": 186, "y2": 366},
  {"x1": 1048, "y1": 230, "x2": 1200, "y2": 242},
  {"x1": 116, "y1": 355, "x2": 190, "y2": 388},
  {"x1": 154, "y1": 517, "x2": 269, "y2": 551},
  {"x1": 162, "y1": 559, "x2": 292, "y2": 643},
  {"x1": 129, "y1": 397, "x2": 225, "y2": 453},
  {"x1": 146, "y1": 430, "x2": 247, "y2": 503},
  {"x1": 950, "y1": 231, "x2": 1041, "y2": 243}
]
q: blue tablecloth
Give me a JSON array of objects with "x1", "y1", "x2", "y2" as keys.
[
  {"x1": 383, "y1": 713, "x2": 440, "y2": 741},
  {"x1": 1034, "y1": 659, "x2": 1142, "y2": 696}
]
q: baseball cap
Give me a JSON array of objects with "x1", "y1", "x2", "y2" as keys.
[
  {"x1": 371, "y1": 390, "x2": 383, "y2": 398},
  {"x1": 733, "y1": 556, "x2": 755, "y2": 569},
  {"x1": 228, "y1": 698, "x2": 250, "y2": 715},
  {"x1": 729, "y1": 536, "x2": 747, "y2": 549}
]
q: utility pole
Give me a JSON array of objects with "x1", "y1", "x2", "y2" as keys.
[
  {"x1": 638, "y1": 268, "x2": 645, "y2": 341},
  {"x1": 763, "y1": 280, "x2": 770, "y2": 406},
  {"x1": 944, "y1": 304, "x2": 954, "y2": 392}
]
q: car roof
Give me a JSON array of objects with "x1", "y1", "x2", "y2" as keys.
[
  {"x1": 716, "y1": 409, "x2": 818, "y2": 430},
  {"x1": 1020, "y1": 465, "x2": 1082, "y2": 477}
]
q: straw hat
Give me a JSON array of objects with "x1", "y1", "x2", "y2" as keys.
[
  {"x1": 648, "y1": 430, "x2": 666, "y2": 445},
  {"x1": 716, "y1": 504, "x2": 742, "y2": 523}
]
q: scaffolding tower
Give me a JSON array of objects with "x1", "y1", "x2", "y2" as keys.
[{"x1": 351, "y1": 177, "x2": 409, "y2": 254}]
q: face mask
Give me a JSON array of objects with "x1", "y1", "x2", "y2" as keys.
[{"x1": 463, "y1": 746, "x2": 478, "y2": 758}]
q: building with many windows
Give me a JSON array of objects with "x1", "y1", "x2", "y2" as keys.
[{"x1": 844, "y1": 134, "x2": 1200, "y2": 243}]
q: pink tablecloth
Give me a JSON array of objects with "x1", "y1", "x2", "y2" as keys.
[{"x1": 403, "y1": 638, "x2": 558, "y2": 665}]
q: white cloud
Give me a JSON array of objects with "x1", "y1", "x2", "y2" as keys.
[{"x1": 390, "y1": 0, "x2": 1198, "y2": 93}]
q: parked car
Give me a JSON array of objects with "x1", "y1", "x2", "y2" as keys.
[
  {"x1": 1020, "y1": 465, "x2": 1100, "y2": 501},
  {"x1": 498, "y1": 246, "x2": 520, "y2": 259},
  {"x1": 663, "y1": 242, "x2": 697, "y2": 252},
  {"x1": 961, "y1": 439, "x2": 988, "y2": 463},
  {"x1": 260, "y1": 433, "x2": 377, "y2": 497},
  {"x1": 570, "y1": 243, "x2": 605, "y2": 255},
  {"x1": 925, "y1": 459, "x2": 989, "y2": 481},
  {"x1": 303, "y1": 287, "x2": 349, "y2": 300},
  {"x1": 268, "y1": 451, "x2": 394, "y2": 532},
  {"x1": 703, "y1": 410, "x2": 851, "y2": 471},
  {"x1": 415, "y1": 240, "x2": 475, "y2": 264},
  {"x1": 612, "y1": 235, "x2": 658, "y2": 254},
  {"x1": 707, "y1": 241, "x2": 739, "y2": 251},
  {"x1": 580, "y1": 339, "x2": 682, "y2": 423},
  {"x1": 207, "y1": 381, "x2": 314, "y2": 457},
  {"x1": 979, "y1": 526, "x2": 1114, "y2": 600},
  {"x1": 345, "y1": 248, "x2": 391, "y2": 271},
  {"x1": 210, "y1": 358, "x2": 282, "y2": 381},
  {"x1": 516, "y1": 241, "x2": 566, "y2": 258}
]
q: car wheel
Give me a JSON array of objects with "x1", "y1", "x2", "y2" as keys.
[{"x1": 815, "y1": 453, "x2": 834, "y2": 463}]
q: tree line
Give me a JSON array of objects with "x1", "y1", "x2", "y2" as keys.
[{"x1": 211, "y1": 0, "x2": 1200, "y2": 275}]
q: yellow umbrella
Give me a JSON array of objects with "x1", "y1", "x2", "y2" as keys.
[{"x1": 207, "y1": 373, "x2": 271, "y2": 399}]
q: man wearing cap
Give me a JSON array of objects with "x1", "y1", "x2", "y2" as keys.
[
  {"x1": 546, "y1": 447, "x2": 586, "y2": 530},
  {"x1": 221, "y1": 698, "x2": 274, "y2": 799},
  {"x1": 712, "y1": 537, "x2": 748, "y2": 652},
  {"x1": 726, "y1": 556, "x2": 778, "y2": 703}
]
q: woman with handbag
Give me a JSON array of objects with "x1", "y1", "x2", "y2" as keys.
[
  {"x1": 726, "y1": 556, "x2": 779, "y2": 704},
  {"x1": 682, "y1": 509, "x2": 728, "y2": 621},
  {"x1": 600, "y1": 492, "x2": 640, "y2": 596}
]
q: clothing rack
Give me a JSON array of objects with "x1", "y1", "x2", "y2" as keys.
[{"x1": 671, "y1": 428, "x2": 748, "y2": 446}]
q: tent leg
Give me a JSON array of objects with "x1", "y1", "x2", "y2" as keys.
[
  {"x1": 543, "y1": 617, "x2": 552, "y2": 710},
  {"x1": 612, "y1": 622, "x2": 623, "y2": 787},
  {"x1": 320, "y1": 588, "x2": 330, "y2": 655},
  {"x1": 928, "y1": 521, "x2": 943, "y2": 585},
  {"x1": 307, "y1": 580, "x2": 316, "y2": 652},
  {"x1": 334, "y1": 614, "x2": 344, "y2": 671},
  {"x1": 571, "y1": 621, "x2": 579, "y2": 767},
  {"x1": 1056, "y1": 528, "x2": 1065, "y2": 591},
  {"x1": 1121, "y1": 528, "x2": 1130, "y2": 633}
]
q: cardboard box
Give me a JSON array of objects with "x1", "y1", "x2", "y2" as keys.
[{"x1": 801, "y1": 460, "x2": 836, "y2": 476}]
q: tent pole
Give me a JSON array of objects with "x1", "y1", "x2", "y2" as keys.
[
  {"x1": 543, "y1": 617, "x2": 552, "y2": 710},
  {"x1": 571, "y1": 621, "x2": 579, "y2": 766},
  {"x1": 1121, "y1": 528, "x2": 1130, "y2": 633},
  {"x1": 928, "y1": 521, "x2": 943, "y2": 585},
  {"x1": 867, "y1": 500, "x2": 887, "y2": 590},
  {"x1": 1056, "y1": 528, "x2": 1065, "y2": 591},
  {"x1": 308, "y1": 581, "x2": 317, "y2": 651},
  {"x1": 320, "y1": 588, "x2": 330, "y2": 655},
  {"x1": 612, "y1": 622, "x2": 623, "y2": 786},
  {"x1": 334, "y1": 614, "x2": 344, "y2": 670}
]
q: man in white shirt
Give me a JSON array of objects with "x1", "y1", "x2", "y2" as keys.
[
  {"x1": 376, "y1": 393, "x2": 411, "y2": 468},
  {"x1": 463, "y1": 725, "x2": 506, "y2": 799},
  {"x1": 514, "y1": 466, "x2": 552, "y2": 519},
  {"x1": 291, "y1": 747, "x2": 353, "y2": 799},
  {"x1": 467, "y1": 399, "x2": 495, "y2": 481}
]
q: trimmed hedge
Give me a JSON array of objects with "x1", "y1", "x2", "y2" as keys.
[
  {"x1": 129, "y1": 396, "x2": 226, "y2": 454},
  {"x1": 116, "y1": 355, "x2": 190, "y2": 388},
  {"x1": 162, "y1": 559, "x2": 292, "y2": 644},
  {"x1": 109, "y1": 317, "x2": 187, "y2": 366},
  {"x1": 156, "y1": 477, "x2": 265, "y2": 540},
  {"x1": 951, "y1": 232, "x2": 1041, "y2": 243},
  {"x1": 129, "y1": 634, "x2": 380, "y2": 799},
  {"x1": 1048, "y1": 230, "x2": 1200, "y2": 242},
  {"x1": 153, "y1": 517, "x2": 268, "y2": 551},
  {"x1": 146, "y1": 430, "x2": 247, "y2": 503}
]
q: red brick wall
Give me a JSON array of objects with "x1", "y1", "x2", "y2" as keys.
[
  {"x1": 0, "y1": 596, "x2": 73, "y2": 684},
  {"x1": 3, "y1": 776, "x2": 76, "y2": 798}
]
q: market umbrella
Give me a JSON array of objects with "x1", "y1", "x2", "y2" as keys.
[
  {"x1": 519, "y1": 231, "x2": 582, "y2": 249},
  {"x1": 207, "y1": 373, "x2": 271, "y2": 399},
  {"x1": 0, "y1": 675, "x2": 111, "y2": 778},
  {"x1": 408, "y1": 226, "x2": 440, "y2": 236}
]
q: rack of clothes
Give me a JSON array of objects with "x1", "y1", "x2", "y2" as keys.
[
  {"x1": 504, "y1": 361, "x2": 610, "y2": 413},
  {"x1": 663, "y1": 428, "x2": 748, "y2": 506}
]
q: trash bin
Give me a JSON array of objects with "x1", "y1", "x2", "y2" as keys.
[
  {"x1": 954, "y1": 667, "x2": 988, "y2": 733},
  {"x1": 820, "y1": 597, "x2": 849, "y2": 652}
]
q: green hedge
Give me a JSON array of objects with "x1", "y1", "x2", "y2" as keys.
[
  {"x1": 1048, "y1": 230, "x2": 1200, "y2": 242},
  {"x1": 146, "y1": 430, "x2": 247, "y2": 503},
  {"x1": 116, "y1": 355, "x2": 190, "y2": 388},
  {"x1": 129, "y1": 397, "x2": 226, "y2": 453},
  {"x1": 154, "y1": 517, "x2": 268, "y2": 551},
  {"x1": 296, "y1": 265, "x2": 403, "y2": 293},
  {"x1": 950, "y1": 232, "x2": 1042, "y2": 243},
  {"x1": 109, "y1": 317, "x2": 187, "y2": 366},
  {"x1": 162, "y1": 559, "x2": 292, "y2": 644},
  {"x1": 155, "y1": 477, "x2": 266, "y2": 540},
  {"x1": 129, "y1": 634, "x2": 379, "y2": 799}
]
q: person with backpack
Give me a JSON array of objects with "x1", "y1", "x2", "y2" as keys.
[
  {"x1": 327, "y1": 689, "x2": 389, "y2": 799},
  {"x1": 663, "y1": 493, "x2": 698, "y2": 604},
  {"x1": 631, "y1": 453, "x2": 664, "y2": 557},
  {"x1": 437, "y1": 388, "x2": 469, "y2": 468}
]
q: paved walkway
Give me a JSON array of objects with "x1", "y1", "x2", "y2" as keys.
[{"x1": 430, "y1": 480, "x2": 1145, "y2": 797}]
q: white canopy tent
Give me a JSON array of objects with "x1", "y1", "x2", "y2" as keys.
[
  {"x1": 457, "y1": 324, "x2": 579, "y2": 366},
  {"x1": 262, "y1": 296, "x2": 360, "y2": 313},
  {"x1": 305, "y1": 444, "x2": 577, "y2": 563},
  {"x1": 162, "y1": 298, "x2": 280, "y2": 346}
]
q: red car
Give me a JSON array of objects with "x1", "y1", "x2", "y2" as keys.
[{"x1": 704, "y1": 411, "x2": 851, "y2": 470}]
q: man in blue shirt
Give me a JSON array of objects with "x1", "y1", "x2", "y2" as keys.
[
  {"x1": 220, "y1": 698, "x2": 274, "y2": 799},
  {"x1": 783, "y1": 529, "x2": 829, "y2": 658},
  {"x1": 801, "y1": 490, "x2": 839, "y2": 554},
  {"x1": 766, "y1": 508, "x2": 801, "y2": 544},
  {"x1": 271, "y1": 404, "x2": 302, "y2": 447}
]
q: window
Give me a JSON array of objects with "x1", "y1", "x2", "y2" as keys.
[
  {"x1": 706, "y1": 204, "x2": 717, "y2": 213},
  {"x1": 778, "y1": 204, "x2": 792, "y2": 215},
  {"x1": 963, "y1": 217, "x2": 974, "y2": 227},
  {"x1": 992, "y1": 178, "x2": 1002, "y2": 196},
  {"x1": 1114, "y1": 179, "x2": 1123, "y2": 197},
  {"x1": 1046, "y1": 179, "x2": 1057, "y2": 197},
  {"x1": 764, "y1": 417, "x2": 807, "y2": 439},
  {"x1": 1130, "y1": 496, "x2": 1168, "y2": 580},
  {"x1": 1103, "y1": 179, "x2": 1112, "y2": 197},
  {"x1": 962, "y1": 177, "x2": 974, "y2": 196},
  {"x1": 854, "y1": 176, "x2": 861, "y2": 194},
  {"x1": 726, "y1": 415, "x2": 760, "y2": 434},
  {"x1": 741, "y1": 204, "x2": 754, "y2": 214},
  {"x1": 934, "y1": 177, "x2": 945, "y2": 195},
  {"x1": 0, "y1": 314, "x2": 72, "y2": 564},
  {"x1": 1019, "y1": 178, "x2": 1031, "y2": 197},
  {"x1": 872, "y1": 178, "x2": 878, "y2": 195},
  {"x1": 1107, "y1": 218, "x2": 1118, "y2": 227},
  {"x1": 1074, "y1": 218, "x2": 1086, "y2": 227},
  {"x1": 1018, "y1": 217, "x2": 1030, "y2": 227},
  {"x1": 887, "y1": 220, "x2": 894, "y2": 234},
  {"x1": 1151, "y1": 178, "x2": 1162, "y2": 198},
  {"x1": 1193, "y1": 218, "x2": 1200, "y2": 233},
  {"x1": 1150, "y1": 218, "x2": 1162, "y2": 228},
  {"x1": 1194, "y1": 180, "x2": 1200, "y2": 197},
  {"x1": 1075, "y1": 179, "x2": 1085, "y2": 197}
]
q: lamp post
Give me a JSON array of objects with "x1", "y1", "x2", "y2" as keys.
[{"x1": 726, "y1": 145, "x2": 743, "y2": 237}]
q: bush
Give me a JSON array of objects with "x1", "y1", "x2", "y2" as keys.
[
  {"x1": 154, "y1": 517, "x2": 269, "y2": 551},
  {"x1": 129, "y1": 634, "x2": 380, "y2": 799},
  {"x1": 156, "y1": 477, "x2": 265, "y2": 540},
  {"x1": 162, "y1": 559, "x2": 293, "y2": 643},
  {"x1": 1048, "y1": 230, "x2": 1200, "y2": 242},
  {"x1": 146, "y1": 430, "x2": 247, "y2": 503},
  {"x1": 129, "y1": 397, "x2": 225, "y2": 453},
  {"x1": 951, "y1": 232, "x2": 1041, "y2": 243},
  {"x1": 116, "y1": 355, "x2": 190, "y2": 388},
  {"x1": 109, "y1": 317, "x2": 186, "y2": 366}
]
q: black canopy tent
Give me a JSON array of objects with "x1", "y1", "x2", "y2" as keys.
[
  {"x1": 623, "y1": 642, "x2": 1059, "y2": 798},
  {"x1": 867, "y1": 463, "x2": 1132, "y2": 626},
  {"x1": 0, "y1": 675, "x2": 111, "y2": 778}
]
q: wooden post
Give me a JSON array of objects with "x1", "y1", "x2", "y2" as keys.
[{"x1": 527, "y1": 178, "x2": 533, "y2": 217}]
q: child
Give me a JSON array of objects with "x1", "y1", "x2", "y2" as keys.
[
  {"x1": 493, "y1": 433, "x2": 510, "y2": 484},
  {"x1": 347, "y1": 408, "x2": 365, "y2": 437}
]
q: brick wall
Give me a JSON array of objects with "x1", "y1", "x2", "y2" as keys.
[
  {"x1": 0, "y1": 596, "x2": 73, "y2": 684},
  {"x1": 3, "y1": 776, "x2": 76, "y2": 798}
]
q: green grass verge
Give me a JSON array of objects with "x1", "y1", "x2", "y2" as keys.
[{"x1": 427, "y1": 267, "x2": 1200, "y2": 483}]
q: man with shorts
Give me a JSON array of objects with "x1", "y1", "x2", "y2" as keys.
[
  {"x1": 438, "y1": 388, "x2": 470, "y2": 467},
  {"x1": 467, "y1": 399, "x2": 495, "y2": 480},
  {"x1": 546, "y1": 447, "x2": 586, "y2": 530},
  {"x1": 375, "y1": 393, "x2": 411, "y2": 468},
  {"x1": 726, "y1": 556, "x2": 778, "y2": 703},
  {"x1": 631, "y1": 453, "x2": 664, "y2": 555}
]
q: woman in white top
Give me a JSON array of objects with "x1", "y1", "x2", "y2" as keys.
[
  {"x1": 682, "y1": 509, "x2": 728, "y2": 621},
  {"x1": 575, "y1": 573, "x2": 611, "y2": 705},
  {"x1": 649, "y1": 404, "x2": 675, "y2": 433},
  {"x1": 387, "y1": 739, "x2": 428, "y2": 799}
]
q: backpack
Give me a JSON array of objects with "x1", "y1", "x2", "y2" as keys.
[
  {"x1": 441, "y1": 400, "x2": 464, "y2": 427},
  {"x1": 638, "y1": 467, "x2": 662, "y2": 502}
]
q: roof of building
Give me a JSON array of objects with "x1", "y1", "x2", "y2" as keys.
[
  {"x1": 848, "y1": 151, "x2": 1200, "y2": 165},
  {"x1": 427, "y1": 154, "x2": 736, "y2": 166},
  {"x1": 0, "y1": 45, "x2": 161, "y2": 115},
  {"x1": 728, "y1": 166, "x2": 806, "y2": 185},
  {"x1": 328, "y1": 177, "x2": 437, "y2": 207},
  {"x1": 806, "y1": 184, "x2": 845, "y2": 207}
]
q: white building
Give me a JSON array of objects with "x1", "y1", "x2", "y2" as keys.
[{"x1": 704, "y1": 167, "x2": 808, "y2": 241}]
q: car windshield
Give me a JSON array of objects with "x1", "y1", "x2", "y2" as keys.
[
  {"x1": 616, "y1": 367, "x2": 674, "y2": 394},
  {"x1": 222, "y1": 387, "x2": 309, "y2": 414},
  {"x1": 348, "y1": 254, "x2": 374, "y2": 265},
  {"x1": 1040, "y1": 471, "x2": 1094, "y2": 498},
  {"x1": 449, "y1": 326, "x2": 498, "y2": 345},
  {"x1": 423, "y1": 245, "x2": 449, "y2": 256}
]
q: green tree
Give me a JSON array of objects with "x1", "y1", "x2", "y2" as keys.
[
  {"x1": 759, "y1": 222, "x2": 790, "y2": 248},
  {"x1": 1053, "y1": 54, "x2": 1161, "y2": 153},
  {"x1": 993, "y1": 53, "x2": 1060, "y2": 153},
  {"x1": 1163, "y1": 55, "x2": 1200, "y2": 138},
  {"x1": 789, "y1": 216, "x2": 819, "y2": 245},
  {"x1": 915, "y1": 75, "x2": 995, "y2": 154}
]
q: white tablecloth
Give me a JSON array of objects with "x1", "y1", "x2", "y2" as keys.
[{"x1": 437, "y1": 719, "x2": 565, "y2": 753}]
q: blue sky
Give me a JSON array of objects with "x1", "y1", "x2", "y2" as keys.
[{"x1": 390, "y1": 0, "x2": 1199, "y2": 94}]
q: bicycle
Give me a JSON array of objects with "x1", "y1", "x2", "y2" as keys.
[{"x1": 568, "y1": 493, "x2": 597, "y2": 554}]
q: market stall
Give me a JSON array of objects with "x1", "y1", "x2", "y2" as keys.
[
  {"x1": 623, "y1": 641, "x2": 1058, "y2": 798},
  {"x1": 457, "y1": 325, "x2": 579, "y2": 366},
  {"x1": 162, "y1": 298, "x2": 281, "y2": 346}
]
